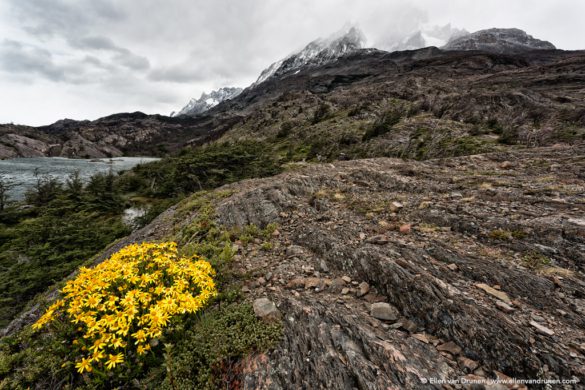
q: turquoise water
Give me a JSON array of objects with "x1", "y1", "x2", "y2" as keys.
[{"x1": 0, "y1": 157, "x2": 159, "y2": 201}]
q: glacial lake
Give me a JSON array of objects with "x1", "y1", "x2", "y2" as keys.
[{"x1": 0, "y1": 157, "x2": 160, "y2": 201}]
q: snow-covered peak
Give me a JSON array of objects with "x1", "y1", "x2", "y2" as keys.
[
  {"x1": 443, "y1": 28, "x2": 556, "y2": 53},
  {"x1": 173, "y1": 86, "x2": 243, "y2": 117},
  {"x1": 384, "y1": 24, "x2": 468, "y2": 52},
  {"x1": 254, "y1": 26, "x2": 366, "y2": 85}
]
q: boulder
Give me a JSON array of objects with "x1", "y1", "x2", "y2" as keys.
[
  {"x1": 253, "y1": 298, "x2": 280, "y2": 322},
  {"x1": 370, "y1": 302, "x2": 399, "y2": 321}
]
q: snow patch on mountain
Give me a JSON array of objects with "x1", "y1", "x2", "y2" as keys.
[
  {"x1": 384, "y1": 24, "x2": 468, "y2": 52},
  {"x1": 173, "y1": 87, "x2": 243, "y2": 117},
  {"x1": 253, "y1": 25, "x2": 366, "y2": 85}
]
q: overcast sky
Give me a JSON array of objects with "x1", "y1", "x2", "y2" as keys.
[{"x1": 0, "y1": 0, "x2": 583, "y2": 126}]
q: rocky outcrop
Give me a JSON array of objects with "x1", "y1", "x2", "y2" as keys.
[
  {"x1": 444, "y1": 28, "x2": 556, "y2": 53},
  {"x1": 212, "y1": 145, "x2": 585, "y2": 388},
  {"x1": 0, "y1": 112, "x2": 231, "y2": 158}
]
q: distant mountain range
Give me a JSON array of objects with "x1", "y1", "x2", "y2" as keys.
[
  {"x1": 174, "y1": 26, "x2": 366, "y2": 117},
  {"x1": 173, "y1": 26, "x2": 557, "y2": 117},
  {"x1": 171, "y1": 87, "x2": 243, "y2": 117}
]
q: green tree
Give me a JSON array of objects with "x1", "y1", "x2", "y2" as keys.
[
  {"x1": 0, "y1": 175, "x2": 13, "y2": 211},
  {"x1": 25, "y1": 171, "x2": 62, "y2": 207}
]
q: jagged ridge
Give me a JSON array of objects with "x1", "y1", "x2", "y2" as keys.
[
  {"x1": 254, "y1": 26, "x2": 366, "y2": 85},
  {"x1": 444, "y1": 28, "x2": 556, "y2": 53},
  {"x1": 173, "y1": 86, "x2": 243, "y2": 117}
]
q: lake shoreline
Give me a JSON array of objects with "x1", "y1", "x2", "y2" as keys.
[{"x1": 0, "y1": 156, "x2": 160, "y2": 201}]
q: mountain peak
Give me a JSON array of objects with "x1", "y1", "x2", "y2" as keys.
[
  {"x1": 443, "y1": 28, "x2": 556, "y2": 53},
  {"x1": 254, "y1": 25, "x2": 366, "y2": 85},
  {"x1": 173, "y1": 86, "x2": 243, "y2": 117},
  {"x1": 381, "y1": 24, "x2": 468, "y2": 52}
]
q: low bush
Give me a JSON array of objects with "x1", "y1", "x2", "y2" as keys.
[
  {"x1": 130, "y1": 141, "x2": 282, "y2": 198},
  {"x1": 277, "y1": 121, "x2": 295, "y2": 138},
  {"x1": 311, "y1": 103, "x2": 332, "y2": 124},
  {"x1": 362, "y1": 109, "x2": 402, "y2": 141},
  {"x1": 157, "y1": 303, "x2": 282, "y2": 389},
  {"x1": 521, "y1": 251, "x2": 551, "y2": 270}
]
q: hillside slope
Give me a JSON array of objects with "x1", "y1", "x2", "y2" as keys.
[
  {"x1": 216, "y1": 48, "x2": 585, "y2": 154},
  {"x1": 6, "y1": 144, "x2": 583, "y2": 388},
  {"x1": 0, "y1": 112, "x2": 239, "y2": 159}
]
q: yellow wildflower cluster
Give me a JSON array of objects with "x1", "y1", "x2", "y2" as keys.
[{"x1": 32, "y1": 242, "x2": 217, "y2": 374}]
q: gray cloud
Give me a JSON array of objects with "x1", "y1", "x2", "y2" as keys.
[
  {"x1": 113, "y1": 50, "x2": 150, "y2": 71},
  {"x1": 0, "y1": 39, "x2": 75, "y2": 81},
  {"x1": 70, "y1": 35, "x2": 150, "y2": 70},
  {"x1": 148, "y1": 56, "x2": 240, "y2": 83},
  {"x1": 81, "y1": 55, "x2": 116, "y2": 72},
  {"x1": 70, "y1": 36, "x2": 120, "y2": 51},
  {"x1": 0, "y1": 38, "x2": 148, "y2": 84},
  {"x1": 6, "y1": 0, "x2": 148, "y2": 76},
  {"x1": 8, "y1": 0, "x2": 125, "y2": 37},
  {"x1": 148, "y1": 66, "x2": 203, "y2": 83}
]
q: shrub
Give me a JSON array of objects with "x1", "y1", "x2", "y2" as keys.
[
  {"x1": 488, "y1": 229, "x2": 512, "y2": 240},
  {"x1": 406, "y1": 103, "x2": 421, "y2": 118},
  {"x1": 449, "y1": 136, "x2": 489, "y2": 156},
  {"x1": 261, "y1": 242, "x2": 273, "y2": 251},
  {"x1": 488, "y1": 228, "x2": 527, "y2": 241},
  {"x1": 362, "y1": 109, "x2": 402, "y2": 141},
  {"x1": 130, "y1": 141, "x2": 282, "y2": 198},
  {"x1": 32, "y1": 242, "x2": 217, "y2": 379},
  {"x1": 521, "y1": 251, "x2": 551, "y2": 270},
  {"x1": 486, "y1": 118, "x2": 502, "y2": 132},
  {"x1": 158, "y1": 303, "x2": 282, "y2": 389},
  {"x1": 347, "y1": 102, "x2": 369, "y2": 117},
  {"x1": 276, "y1": 121, "x2": 294, "y2": 139},
  {"x1": 25, "y1": 173, "x2": 62, "y2": 207},
  {"x1": 339, "y1": 133, "x2": 359, "y2": 146},
  {"x1": 0, "y1": 207, "x2": 130, "y2": 328},
  {"x1": 498, "y1": 126, "x2": 519, "y2": 145},
  {"x1": 311, "y1": 103, "x2": 332, "y2": 124}
]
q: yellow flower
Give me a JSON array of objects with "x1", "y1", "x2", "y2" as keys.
[
  {"x1": 105, "y1": 353, "x2": 124, "y2": 369},
  {"x1": 85, "y1": 294, "x2": 100, "y2": 308},
  {"x1": 91, "y1": 350, "x2": 105, "y2": 362},
  {"x1": 31, "y1": 241, "x2": 218, "y2": 375},
  {"x1": 90, "y1": 337, "x2": 106, "y2": 352},
  {"x1": 136, "y1": 344, "x2": 148, "y2": 355},
  {"x1": 132, "y1": 329, "x2": 147, "y2": 344},
  {"x1": 75, "y1": 357, "x2": 92, "y2": 373},
  {"x1": 111, "y1": 337, "x2": 126, "y2": 349}
]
